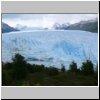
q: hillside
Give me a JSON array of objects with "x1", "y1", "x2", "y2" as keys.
[
  {"x1": 53, "y1": 18, "x2": 98, "y2": 33},
  {"x1": 67, "y1": 18, "x2": 98, "y2": 33},
  {"x1": 2, "y1": 22, "x2": 19, "y2": 33}
]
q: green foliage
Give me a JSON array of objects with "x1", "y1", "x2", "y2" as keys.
[
  {"x1": 2, "y1": 53, "x2": 98, "y2": 86},
  {"x1": 12, "y1": 54, "x2": 28, "y2": 80},
  {"x1": 81, "y1": 60, "x2": 94, "y2": 75},
  {"x1": 95, "y1": 64, "x2": 98, "y2": 74},
  {"x1": 46, "y1": 67, "x2": 59, "y2": 76},
  {"x1": 69, "y1": 61, "x2": 77, "y2": 73},
  {"x1": 61, "y1": 64, "x2": 66, "y2": 72}
]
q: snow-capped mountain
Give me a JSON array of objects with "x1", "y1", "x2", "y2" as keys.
[
  {"x1": 2, "y1": 30, "x2": 98, "y2": 68},
  {"x1": 15, "y1": 24, "x2": 28, "y2": 30},
  {"x1": 53, "y1": 23, "x2": 70, "y2": 30},
  {"x1": 53, "y1": 18, "x2": 98, "y2": 33},
  {"x1": 15, "y1": 24, "x2": 44, "y2": 31},
  {"x1": 2, "y1": 22, "x2": 19, "y2": 33},
  {"x1": 67, "y1": 18, "x2": 98, "y2": 33}
]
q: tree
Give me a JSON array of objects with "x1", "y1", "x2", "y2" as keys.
[
  {"x1": 81, "y1": 60, "x2": 94, "y2": 75},
  {"x1": 61, "y1": 64, "x2": 66, "y2": 72},
  {"x1": 95, "y1": 63, "x2": 98, "y2": 74},
  {"x1": 12, "y1": 53, "x2": 28, "y2": 80},
  {"x1": 94, "y1": 63, "x2": 98, "y2": 77},
  {"x1": 47, "y1": 67, "x2": 59, "y2": 76},
  {"x1": 69, "y1": 61, "x2": 77, "y2": 73}
]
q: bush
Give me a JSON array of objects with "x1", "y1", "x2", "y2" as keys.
[{"x1": 2, "y1": 54, "x2": 98, "y2": 86}]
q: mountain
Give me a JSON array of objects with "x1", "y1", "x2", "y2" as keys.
[
  {"x1": 15, "y1": 24, "x2": 44, "y2": 31},
  {"x1": 67, "y1": 18, "x2": 98, "y2": 33},
  {"x1": 2, "y1": 30, "x2": 98, "y2": 68},
  {"x1": 53, "y1": 23, "x2": 70, "y2": 30},
  {"x1": 15, "y1": 24, "x2": 28, "y2": 30},
  {"x1": 53, "y1": 18, "x2": 98, "y2": 33},
  {"x1": 2, "y1": 22, "x2": 19, "y2": 33}
]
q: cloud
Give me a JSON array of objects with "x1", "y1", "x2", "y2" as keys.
[{"x1": 2, "y1": 14, "x2": 98, "y2": 28}]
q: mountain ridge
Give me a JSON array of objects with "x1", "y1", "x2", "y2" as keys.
[
  {"x1": 2, "y1": 22, "x2": 19, "y2": 33},
  {"x1": 53, "y1": 18, "x2": 98, "y2": 33}
]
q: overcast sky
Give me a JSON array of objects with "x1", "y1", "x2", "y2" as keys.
[{"x1": 2, "y1": 14, "x2": 98, "y2": 28}]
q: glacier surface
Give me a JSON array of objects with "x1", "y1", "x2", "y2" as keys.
[{"x1": 2, "y1": 30, "x2": 98, "y2": 68}]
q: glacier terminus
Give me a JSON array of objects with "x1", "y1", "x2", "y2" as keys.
[{"x1": 2, "y1": 30, "x2": 98, "y2": 69}]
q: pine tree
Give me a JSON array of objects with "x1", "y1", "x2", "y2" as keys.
[
  {"x1": 12, "y1": 53, "x2": 28, "y2": 80},
  {"x1": 61, "y1": 64, "x2": 66, "y2": 72},
  {"x1": 81, "y1": 60, "x2": 94, "y2": 75},
  {"x1": 69, "y1": 61, "x2": 77, "y2": 73}
]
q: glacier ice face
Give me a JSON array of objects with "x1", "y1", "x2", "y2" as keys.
[{"x1": 2, "y1": 30, "x2": 98, "y2": 68}]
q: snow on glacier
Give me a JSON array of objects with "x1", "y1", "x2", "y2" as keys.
[{"x1": 2, "y1": 30, "x2": 98, "y2": 68}]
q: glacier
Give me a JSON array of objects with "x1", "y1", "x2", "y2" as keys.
[{"x1": 2, "y1": 30, "x2": 98, "y2": 68}]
